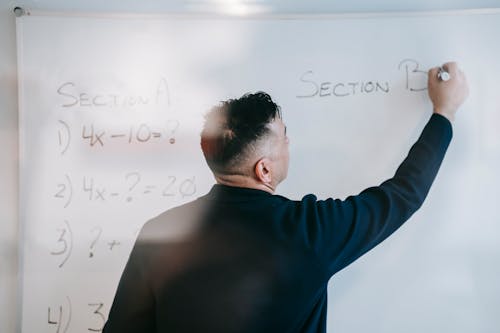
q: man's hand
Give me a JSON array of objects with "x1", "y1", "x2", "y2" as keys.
[{"x1": 428, "y1": 62, "x2": 469, "y2": 122}]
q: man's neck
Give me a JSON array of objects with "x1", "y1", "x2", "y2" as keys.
[{"x1": 214, "y1": 174, "x2": 275, "y2": 194}]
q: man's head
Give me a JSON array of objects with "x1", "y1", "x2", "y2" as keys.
[{"x1": 201, "y1": 92, "x2": 289, "y2": 192}]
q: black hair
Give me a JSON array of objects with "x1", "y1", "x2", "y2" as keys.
[{"x1": 200, "y1": 92, "x2": 282, "y2": 175}]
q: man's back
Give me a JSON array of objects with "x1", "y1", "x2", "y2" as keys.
[
  {"x1": 104, "y1": 113, "x2": 453, "y2": 332},
  {"x1": 107, "y1": 186, "x2": 329, "y2": 332}
]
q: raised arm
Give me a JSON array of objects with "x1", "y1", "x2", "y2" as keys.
[{"x1": 311, "y1": 62, "x2": 469, "y2": 276}]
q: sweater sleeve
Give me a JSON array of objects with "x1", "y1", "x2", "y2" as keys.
[{"x1": 312, "y1": 113, "x2": 453, "y2": 277}]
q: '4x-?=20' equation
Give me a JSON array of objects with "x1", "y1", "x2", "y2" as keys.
[{"x1": 54, "y1": 172, "x2": 197, "y2": 208}]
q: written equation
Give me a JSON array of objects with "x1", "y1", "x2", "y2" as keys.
[
  {"x1": 50, "y1": 219, "x2": 133, "y2": 268},
  {"x1": 54, "y1": 172, "x2": 197, "y2": 208},
  {"x1": 57, "y1": 120, "x2": 181, "y2": 154},
  {"x1": 47, "y1": 296, "x2": 106, "y2": 333}
]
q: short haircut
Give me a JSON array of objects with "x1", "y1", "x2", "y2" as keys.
[{"x1": 200, "y1": 92, "x2": 282, "y2": 175}]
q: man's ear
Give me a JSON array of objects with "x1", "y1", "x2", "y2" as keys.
[{"x1": 255, "y1": 157, "x2": 272, "y2": 184}]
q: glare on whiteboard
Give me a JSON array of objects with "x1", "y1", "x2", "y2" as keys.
[{"x1": 188, "y1": 0, "x2": 270, "y2": 16}]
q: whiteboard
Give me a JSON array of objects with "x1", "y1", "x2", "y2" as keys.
[{"x1": 17, "y1": 10, "x2": 500, "y2": 333}]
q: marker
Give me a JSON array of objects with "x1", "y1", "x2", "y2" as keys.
[{"x1": 438, "y1": 67, "x2": 451, "y2": 82}]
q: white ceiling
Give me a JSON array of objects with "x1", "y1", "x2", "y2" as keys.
[{"x1": 7, "y1": 0, "x2": 500, "y2": 15}]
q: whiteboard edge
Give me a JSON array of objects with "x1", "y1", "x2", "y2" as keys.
[
  {"x1": 16, "y1": 7, "x2": 500, "y2": 20},
  {"x1": 15, "y1": 15, "x2": 26, "y2": 333}
]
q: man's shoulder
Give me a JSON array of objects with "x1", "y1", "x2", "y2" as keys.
[{"x1": 138, "y1": 197, "x2": 208, "y2": 242}]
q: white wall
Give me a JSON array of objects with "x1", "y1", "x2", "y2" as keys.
[{"x1": 2, "y1": 1, "x2": 499, "y2": 333}]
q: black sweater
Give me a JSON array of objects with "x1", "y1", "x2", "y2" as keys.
[{"x1": 104, "y1": 114, "x2": 452, "y2": 333}]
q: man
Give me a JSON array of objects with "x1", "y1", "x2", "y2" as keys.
[{"x1": 103, "y1": 62, "x2": 468, "y2": 332}]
